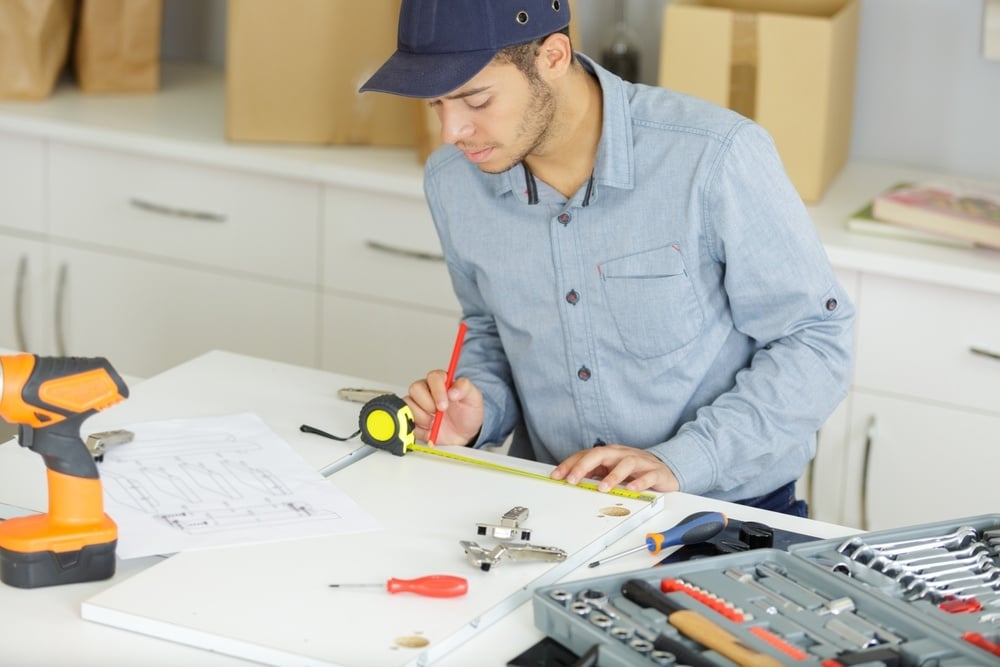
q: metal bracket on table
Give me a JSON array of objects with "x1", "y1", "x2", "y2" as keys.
[
  {"x1": 460, "y1": 540, "x2": 568, "y2": 572},
  {"x1": 476, "y1": 505, "x2": 532, "y2": 542}
]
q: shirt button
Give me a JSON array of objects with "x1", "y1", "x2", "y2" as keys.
[
  {"x1": 577, "y1": 366, "x2": 591, "y2": 381},
  {"x1": 557, "y1": 212, "x2": 571, "y2": 225},
  {"x1": 825, "y1": 298, "x2": 838, "y2": 311},
  {"x1": 565, "y1": 289, "x2": 580, "y2": 305}
]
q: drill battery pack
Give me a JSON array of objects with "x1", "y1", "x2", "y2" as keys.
[{"x1": 0, "y1": 540, "x2": 116, "y2": 588}]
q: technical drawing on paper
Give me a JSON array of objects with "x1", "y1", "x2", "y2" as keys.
[
  {"x1": 103, "y1": 430, "x2": 338, "y2": 534},
  {"x1": 98, "y1": 413, "x2": 378, "y2": 559}
]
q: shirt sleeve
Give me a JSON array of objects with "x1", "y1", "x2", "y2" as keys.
[
  {"x1": 423, "y1": 171, "x2": 523, "y2": 448},
  {"x1": 651, "y1": 120, "x2": 856, "y2": 496}
]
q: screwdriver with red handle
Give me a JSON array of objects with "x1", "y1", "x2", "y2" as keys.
[
  {"x1": 588, "y1": 511, "x2": 727, "y2": 568},
  {"x1": 329, "y1": 574, "x2": 468, "y2": 598}
]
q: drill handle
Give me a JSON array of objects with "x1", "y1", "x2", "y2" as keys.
[{"x1": 18, "y1": 414, "x2": 100, "y2": 479}]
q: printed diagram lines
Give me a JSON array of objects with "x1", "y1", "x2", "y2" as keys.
[
  {"x1": 220, "y1": 458, "x2": 290, "y2": 496},
  {"x1": 98, "y1": 413, "x2": 379, "y2": 560},
  {"x1": 102, "y1": 426, "x2": 329, "y2": 535},
  {"x1": 160, "y1": 501, "x2": 341, "y2": 534},
  {"x1": 106, "y1": 431, "x2": 251, "y2": 461}
]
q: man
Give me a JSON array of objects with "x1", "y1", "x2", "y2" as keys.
[{"x1": 360, "y1": 0, "x2": 854, "y2": 515}]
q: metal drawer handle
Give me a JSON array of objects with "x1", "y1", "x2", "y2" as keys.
[
  {"x1": 130, "y1": 197, "x2": 227, "y2": 223},
  {"x1": 969, "y1": 346, "x2": 1000, "y2": 361},
  {"x1": 860, "y1": 414, "x2": 877, "y2": 531},
  {"x1": 54, "y1": 263, "x2": 68, "y2": 356},
  {"x1": 14, "y1": 255, "x2": 28, "y2": 351},
  {"x1": 365, "y1": 240, "x2": 444, "y2": 263}
]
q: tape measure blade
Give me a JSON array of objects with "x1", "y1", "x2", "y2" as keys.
[{"x1": 407, "y1": 444, "x2": 655, "y2": 502}]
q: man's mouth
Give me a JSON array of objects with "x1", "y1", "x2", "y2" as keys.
[{"x1": 461, "y1": 146, "x2": 494, "y2": 163}]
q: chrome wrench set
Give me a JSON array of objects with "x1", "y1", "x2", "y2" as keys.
[{"x1": 837, "y1": 524, "x2": 1000, "y2": 607}]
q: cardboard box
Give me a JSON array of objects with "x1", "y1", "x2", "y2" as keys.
[
  {"x1": 659, "y1": 0, "x2": 859, "y2": 202},
  {"x1": 226, "y1": 0, "x2": 415, "y2": 146}
]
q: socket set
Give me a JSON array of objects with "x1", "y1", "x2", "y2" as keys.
[{"x1": 533, "y1": 515, "x2": 1000, "y2": 666}]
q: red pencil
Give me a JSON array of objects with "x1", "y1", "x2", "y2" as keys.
[{"x1": 428, "y1": 322, "x2": 468, "y2": 445}]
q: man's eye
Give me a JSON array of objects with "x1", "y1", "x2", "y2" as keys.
[{"x1": 466, "y1": 97, "x2": 491, "y2": 110}]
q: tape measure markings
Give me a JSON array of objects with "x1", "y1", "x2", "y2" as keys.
[{"x1": 407, "y1": 443, "x2": 658, "y2": 503}]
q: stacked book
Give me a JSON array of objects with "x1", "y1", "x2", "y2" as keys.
[{"x1": 846, "y1": 178, "x2": 1000, "y2": 250}]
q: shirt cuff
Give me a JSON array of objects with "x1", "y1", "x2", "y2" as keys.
[{"x1": 650, "y1": 430, "x2": 718, "y2": 495}]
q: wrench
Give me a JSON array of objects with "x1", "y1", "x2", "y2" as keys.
[
  {"x1": 892, "y1": 542, "x2": 991, "y2": 566},
  {"x1": 839, "y1": 526, "x2": 978, "y2": 560},
  {"x1": 866, "y1": 552, "x2": 994, "y2": 583}
]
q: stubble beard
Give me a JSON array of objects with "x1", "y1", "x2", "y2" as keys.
[{"x1": 478, "y1": 78, "x2": 558, "y2": 175}]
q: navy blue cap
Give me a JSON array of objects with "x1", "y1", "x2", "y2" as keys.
[{"x1": 360, "y1": 0, "x2": 571, "y2": 99}]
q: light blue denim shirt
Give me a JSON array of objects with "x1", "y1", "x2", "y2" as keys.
[{"x1": 423, "y1": 55, "x2": 854, "y2": 501}]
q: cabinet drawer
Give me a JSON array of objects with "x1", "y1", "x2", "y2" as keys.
[
  {"x1": 854, "y1": 274, "x2": 1000, "y2": 414},
  {"x1": 51, "y1": 245, "x2": 319, "y2": 379},
  {"x1": 0, "y1": 131, "x2": 45, "y2": 233},
  {"x1": 48, "y1": 142, "x2": 320, "y2": 284},
  {"x1": 323, "y1": 185, "x2": 459, "y2": 313},
  {"x1": 0, "y1": 239, "x2": 49, "y2": 354}
]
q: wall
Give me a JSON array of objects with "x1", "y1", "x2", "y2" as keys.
[{"x1": 161, "y1": 0, "x2": 1000, "y2": 182}]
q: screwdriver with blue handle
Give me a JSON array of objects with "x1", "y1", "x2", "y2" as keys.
[{"x1": 588, "y1": 511, "x2": 727, "y2": 568}]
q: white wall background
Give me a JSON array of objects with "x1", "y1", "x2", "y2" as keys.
[{"x1": 162, "y1": 0, "x2": 1000, "y2": 181}]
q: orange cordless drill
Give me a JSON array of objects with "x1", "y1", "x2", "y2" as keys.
[{"x1": 0, "y1": 354, "x2": 128, "y2": 588}]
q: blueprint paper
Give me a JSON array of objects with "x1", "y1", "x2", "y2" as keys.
[{"x1": 99, "y1": 413, "x2": 379, "y2": 559}]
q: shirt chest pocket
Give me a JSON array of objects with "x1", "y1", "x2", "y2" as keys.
[{"x1": 598, "y1": 244, "x2": 704, "y2": 359}]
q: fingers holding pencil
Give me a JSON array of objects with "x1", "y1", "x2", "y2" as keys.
[
  {"x1": 404, "y1": 322, "x2": 485, "y2": 446},
  {"x1": 405, "y1": 375, "x2": 485, "y2": 446}
]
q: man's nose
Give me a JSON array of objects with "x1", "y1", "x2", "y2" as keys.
[{"x1": 438, "y1": 107, "x2": 474, "y2": 145}]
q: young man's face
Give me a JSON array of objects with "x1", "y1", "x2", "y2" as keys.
[{"x1": 429, "y1": 59, "x2": 556, "y2": 174}]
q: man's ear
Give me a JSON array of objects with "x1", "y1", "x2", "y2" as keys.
[{"x1": 537, "y1": 32, "x2": 573, "y2": 81}]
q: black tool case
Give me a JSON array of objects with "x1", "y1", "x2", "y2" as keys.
[{"x1": 533, "y1": 514, "x2": 1000, "y2": 666}]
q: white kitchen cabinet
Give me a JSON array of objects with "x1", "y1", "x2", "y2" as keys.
[
  {"x1": 838, "y1": 273, "x2": 1000, "y2": 530},
  {"x1": 806, "y1": 163, "x2": 1000, "y2": 530},
  {"x1": 48, "y1": 245, "x2": 318, "y2": 379}
]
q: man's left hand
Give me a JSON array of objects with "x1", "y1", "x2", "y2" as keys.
[{"x1": 550, "y1": 444, "x2": 680, "y2": 493}]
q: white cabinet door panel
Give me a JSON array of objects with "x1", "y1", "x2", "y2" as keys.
[
  {"x1": 847, "y1": 390, "x2": 1000, "y2": 531},
  {"x1": 321, "y1": 293, "x2": 459, "y2": 388},
  {"x1": 0, "y1": 132, "x2": 44, "y2": 234},
  {"x1": 50, "y1": 246, "x2": 318, "y2": 379}
]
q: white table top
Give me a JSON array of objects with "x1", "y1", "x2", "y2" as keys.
[{"x1": 0, "y1": 350, "x2": 853, "y2": 666}]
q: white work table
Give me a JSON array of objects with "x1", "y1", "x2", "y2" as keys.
[{"x1": 0, "y1": 350, "x2": 854, "y2": 666}]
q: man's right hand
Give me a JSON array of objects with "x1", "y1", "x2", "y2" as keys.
[{"x1": 405, "y1": 372, "x2": 484, "y2": 446}]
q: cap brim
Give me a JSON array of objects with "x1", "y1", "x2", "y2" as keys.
[{"x1": 360, "y1": 48, "x2": 497, "y2": 99}]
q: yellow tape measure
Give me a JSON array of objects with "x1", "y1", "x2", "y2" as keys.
[{"x1": 358, "y1": 394, "x2": 657, "y2": 503}]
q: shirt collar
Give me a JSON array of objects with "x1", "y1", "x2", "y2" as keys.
[{"x1": 492, "y1": 53, "x2": 635, "y2": 203}]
